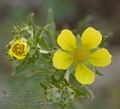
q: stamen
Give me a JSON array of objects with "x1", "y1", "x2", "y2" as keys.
[
  {"x1": 74, "y1": 48, "x2": 89, "y2": 62},
  {"x1": 12, "y1": 43, "x2": 25, "y2": 56}
]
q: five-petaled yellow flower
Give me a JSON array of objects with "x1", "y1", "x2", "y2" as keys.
[
  {"x1": 8, "y1": 38, "x2": 29, "y2": 60},
  {"x1": 53, "y1": 27, "x2": 112, "y2": 85}
]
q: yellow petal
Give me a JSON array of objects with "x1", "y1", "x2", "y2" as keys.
[
  {"x1": 57, "y1": 29, "x2": 77, "y2": 52},
  {"x1": 10, "y1": 38, "x2": 28, "y2": 50},
  {"x1": 75, "y1": 64, "x2": 95, "y2": 85},
  {"x1": 8, "y1": 38, "x2": 29, "y2": 60},
  {"x1": 53, "y1": 50, "x2": 74, "y2": 69},
  {"x1": 89, "y1": 48, "x2": 112, "y2": 67},
  {"x1": 8, "y1": 48, "x2": 25, "y2": 60},
  {"x1": 8, "y1": 48, "x2": 13, "y2": 57},
  {"x1": 81, "y1": 27, "x2": 102, "y2": 49},
  {"x1": 13, "y1": 55, "x2": 26, "y2": 60}
]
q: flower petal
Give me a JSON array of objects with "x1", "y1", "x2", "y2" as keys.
[
  {"x1": 8, "y1": 48, "x2": 26, "y2": 60},
  {"x1": 8, "y1": 38, "x2": 29, "y2": 60},
  {"x1": 75, "y1": 64, "x2": 95, "y2": 85},
  {"x1": 53, "y1": 50, "x2": 74, "y2": 69},
  {"x1": 81, "y1": 27, "x2": 102, "y2": 49},
  {"x1": 8, "y1": 48, "x2": 13, "y2": 57},
  {"x1": 57, "y1": 29, "x2": 77, "y2": 52},
  {"x1": 13, "y1": 55, "x2": 26, "y2": 60},
  {"x1": 89, "y1": 48, "x2": 112, "y2": 67}
]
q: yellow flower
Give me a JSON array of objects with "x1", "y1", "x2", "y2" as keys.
[
  {"x1": 53, "y1": 27, "x2": 112, "y2": 85},
  {"x1": 8, "y1": 38, "x2": 29, "y2": 60}
]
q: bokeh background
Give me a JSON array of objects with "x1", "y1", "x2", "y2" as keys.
[{"x1": 0, "y1": 0, "x2": 120, "y2": 109}]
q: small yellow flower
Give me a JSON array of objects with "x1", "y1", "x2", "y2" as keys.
[
  {"x1": 8, "y1": 38, "x2": 29, "y2": 60},
  {"x1": 53, "y1": 27, "x2": 112, "y2": 85}
]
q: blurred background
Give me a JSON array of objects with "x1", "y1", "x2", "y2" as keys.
[{"x1": 0, "y1": 0, "x2": 120, "y2": 109}]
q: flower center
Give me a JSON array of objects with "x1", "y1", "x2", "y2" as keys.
[
  {"x1": 12, "y1": 43, "x2": 25, "y2": 56},
  {"x1": 74, "y1": 49, "x2": 89, "y2": 62}
]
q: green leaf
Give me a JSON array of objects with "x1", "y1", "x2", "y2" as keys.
[
  {"x1": 85, "y1": 61, "x2": 95, "y2": 72},
  {"x1": 59, "y1": 86, "x2": 74, "y2": 108},
  {"x1": 95, "y1": 69, "x2": 104, "y2": 76},
  {"x1": 34, "y1": 27, "x2": 42, "y2": 44},
  {"x1": 26, "y1": 13, "x2": 35, "y2": 25},
  {"x1": 69, "y1": 74, "x2": 94, "y2": 99},
  {"x1": 46, "y1": 8, "x2": 57, "y2": 47},
  {"x1": 46, "y1": 87, "x2": 61, "y2": 102},
  {"x1": 81, "y1": 85, "x2": 94, "y2": 100},
  {"x1": 76, "y1": 16, "x2": 92, "y2": 34},
  {"x1": 47, "y1": 8, "x2": 54, "y2": 24},
  {"x1": 36, "y1": 9, "x2": 57, "y2": 50},
  {"x1": 40, "y1": 82, "x2": 48, "y2": 90},
  {"x1": 38, "y1": 29, "x2": 52, "y2": 49},
  {"x1": 12, "y1": 60, "x2": 29, "y2": 76},
  {"x1": 64, "y1": 64, "x2": 75, "y2": 82}
]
